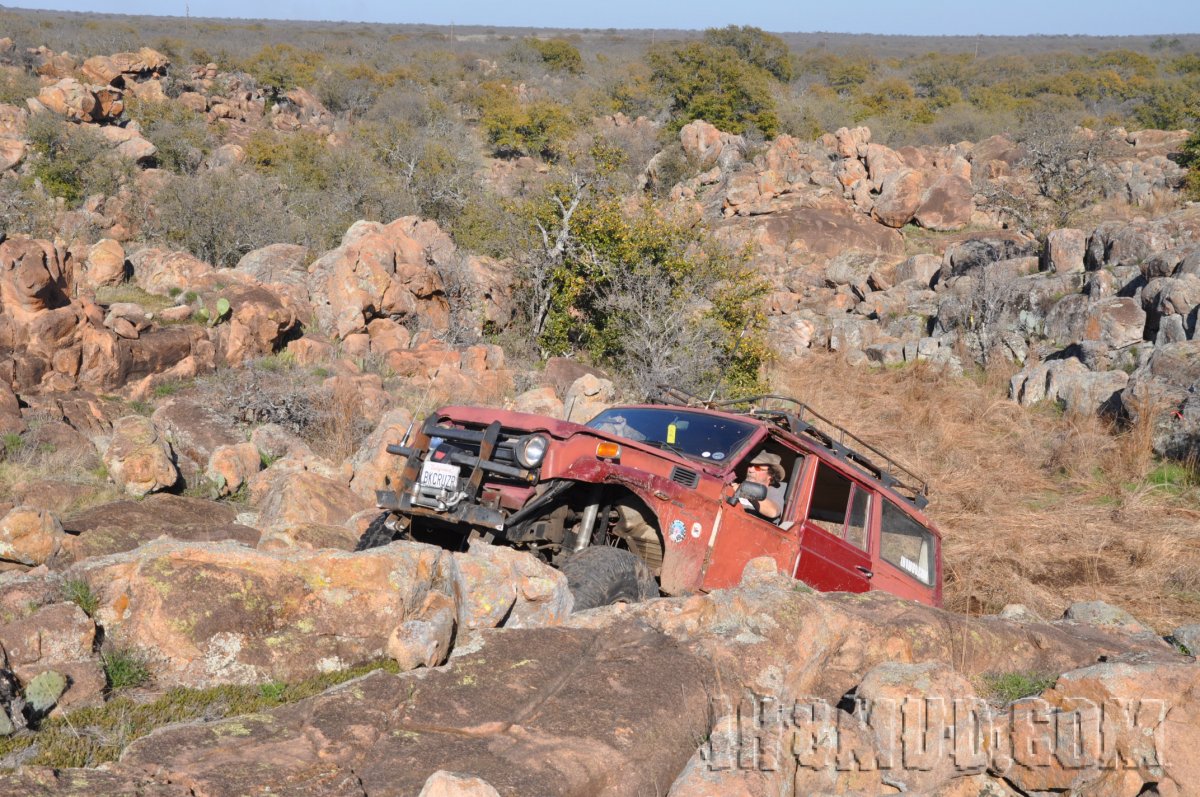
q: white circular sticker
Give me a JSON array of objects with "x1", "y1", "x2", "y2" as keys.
[{"x1": 712, "y1": 452, "x2": 725, "y2": 460}]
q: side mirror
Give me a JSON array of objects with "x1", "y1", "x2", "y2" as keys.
[{"x1": 735, "y1": 481, "x2": 768, "y2": 502}]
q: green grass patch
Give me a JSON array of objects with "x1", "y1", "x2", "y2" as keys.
[
  {"x1": 101, "y1": 646, "x2": 152, "y2": 692},
  {"x1": 62, "y1": 579, "x2": 99, "y2": 618},
  {"x1": 0, "y1": 660, "x2": 400, "y2": 769},
  {"x1": 93, "y1": 285, "x2": 175, "y2": 313},
  {"x1": 126, "y1": 400, "x2": 155, "y2": 416},
  {"x1": 151, "y1": 379, "x2": 191, "y2": 399},
  {"x1": 979, "y1": 671, "x2": 1057, "y2": 704},
  {"x1": 0, "y1": 432, "x2": 23, "y2": 461}
]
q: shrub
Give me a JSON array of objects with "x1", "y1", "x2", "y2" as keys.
[
  {"x1": 702, "y1": 25, "x2": 793, "y2": 83},
  {"x1": 238, "y1": 43, "x2": 322, "y2": 99},
  {"x1": 142, "y1": 166, "x2": 291, "y2": 267},
  {"x1": 479, "y1": 85, "x2": 576, "y2": 160},
  {"x1": 0, "y1": 65, "x2": 38, "y2": 105},
  {"x1": 125, "y1": 96, "x2": 213, "y2": 173},
  {"x1": 101, "y1": 646, "x2": 152, "y2": 692},
  {"x1": 24, "y1": 113, "x2": 132, "y2": 207},
  {"x1": 525, "y1": 37, "x2": 584, "y2": 75},
  {"x1": 980, "y1": 671, "x2": 1057, "y2": 704},
  {"x1": 62, "y1": 578, "x2": 99, "y2": 617},
  {"x1": 649, "y1": 41, "x2": 779, "y2": 136}
]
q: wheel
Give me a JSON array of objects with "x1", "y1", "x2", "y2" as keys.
[
  {"x1": 354, "y1": 512, "x2": 397, "y2": 551},
  {"x1": 560, "y1": 546, "x2": 659, "y2": 611}
]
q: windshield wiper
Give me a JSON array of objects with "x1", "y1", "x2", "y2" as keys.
[{"x1": 642, "y1": 439, "x2": 688, "y2": 456}]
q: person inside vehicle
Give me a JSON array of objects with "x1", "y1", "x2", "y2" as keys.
[{"x1": 738, "y1": 450, "x2": 787, "y2": 521}]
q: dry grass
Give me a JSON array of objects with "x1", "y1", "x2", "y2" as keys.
[{"x1": 770, "y1": 352, "x2": 1200, "y2": 631}]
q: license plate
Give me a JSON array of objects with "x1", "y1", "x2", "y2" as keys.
[{"x1": 419, "y1": 460, "x2": 460, "y2": 491}]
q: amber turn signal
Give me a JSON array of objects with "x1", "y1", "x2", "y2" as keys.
[{"x1": 595, "y1": 442, "x2": 621, "y2": 459}]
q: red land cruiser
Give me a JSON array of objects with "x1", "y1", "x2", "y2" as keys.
[{"x1": 358, "y1": 389, "x2": 942, "y2": 610}]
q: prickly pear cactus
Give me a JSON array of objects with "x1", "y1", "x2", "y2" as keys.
[{"x1": 24, "y1": 670, "x2": 67, "y2": 714}]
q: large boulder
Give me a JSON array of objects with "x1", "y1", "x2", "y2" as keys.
[
  {"x1": 0, "y1": 506, "x2": 64, "y2": 569},
  {"x1": 61, "y1": 494, "x2": 259, "y2": 563},
  {"x1": 870, "y1": 168, "x2": 925, "y2": 228},
  {"x1": 150, "y1": 398, "x2": 244, "y2": 482},
  {"x1": 70, "y1": 539, "x2": 456, "y2": 687},
  {"x1": 102, "y1": 415, "x2": 178, "y2": 497},
  {"x1": 82, "y1": 238, "x2": 127, "y2": 288},
  {"x1": 452, "y1": 541, "x2": 573, "y2": 629},
  {"x1": 307, "y1": 218, "x2": 449, "y2": 339},
  {"x1": 254, "y1": 468, "x2": 371, "y2": 546},
  {"x1": 913, "y1": 173, "x2": 973, "y2": 231}
]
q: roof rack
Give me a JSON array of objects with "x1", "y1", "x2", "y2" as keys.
[{"x1": 650, "y1": 387, "x2": 930, "y2": 509}]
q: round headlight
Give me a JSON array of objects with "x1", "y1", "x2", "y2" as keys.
[{"x1": 516, "y1": 434, "x2": 549, "y2": 468}]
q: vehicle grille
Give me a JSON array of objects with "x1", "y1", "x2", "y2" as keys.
[{"x1": 670, "y1": 466, "x2": 699, "y2": 489}]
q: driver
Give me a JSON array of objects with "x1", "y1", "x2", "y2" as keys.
[{"x1": 739, "y1": 450, "x2": 786, "y2": 521}]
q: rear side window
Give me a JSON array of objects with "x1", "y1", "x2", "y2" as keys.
[
  {"x1": 806, "y1": 462, "x2": 870, "y2": 549},
  {"x1": 880, "y1": 500, "x2": 935, "y2": 585}
]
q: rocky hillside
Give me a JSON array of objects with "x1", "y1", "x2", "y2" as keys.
[{"x1": 0, "y1": 27, "x2": 1197, "y2": 797}]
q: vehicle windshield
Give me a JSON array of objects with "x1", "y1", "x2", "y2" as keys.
[{"x1": 586, "y1": 407, "x2": 758, "y2": 465}]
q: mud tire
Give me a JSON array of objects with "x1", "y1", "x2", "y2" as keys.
[
  {"x1": 560, "y1": 546, "x2": 658, "y2": 611},
  {"x1": 354, "y1": 512, "x2": 397, "y2": 551}
]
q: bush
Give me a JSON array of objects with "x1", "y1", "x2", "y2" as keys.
[
  {"x1": 0, "y1": 65, "x2": 38, "y2": 105},
  {"x1": 649, "y1": 41, "x2": 779, "y2": 136},
  {"x1": 142, "y1": 167, "x2": 291, "y2": 267},
  {"x1": 125, "y1": 97, "x2": 213, "y2": 173},
  {"x1": 238, "y1": 43, "x2": 322, "y2": 99},
  {"x1": 101, "y1": 645, "x2": 152, "y2": 692},
  {"x1": 525, "y1": 38, "x2": 584, "y2": 75},
  {"x1": 24, "y1": 113, "x2": 132, "y2": 207},
  {"x1": 702, "y1": 25, "x2": 793, "y2": 83},
  {"x1": 478, "y1": 84, "x2": 575, "y2": 160}
]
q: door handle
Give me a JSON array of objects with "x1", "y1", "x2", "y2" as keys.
[{"x1": 855, "y1": 566, "x2": 873, "y2": 578}]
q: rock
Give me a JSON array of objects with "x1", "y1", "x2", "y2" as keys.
[
  {"x1": 894, "y1": 253, "x2": 942, "y2": 287},
  {"x1": 564, "y1": 373, "x2": 614, "y2": 423},
  {"x1": 255, "y1": 469, "x2": 371, "y2": 542},
  {"x1": 205, "y1": 442, "x2": 261, "y2": 497},
  {"x1": 0, "y1": 507, "x2": 64, "y2": 568},
  {"x1": 96, "y1": 125, "x2": 157, "y2": 163},
  {"x1": 61, "y1": 494, "x2": 259, "y2": 562},
  {"x1": 679, "y1": 119, "x2": 724, "y2": 169},
  {"x1": 998, "y1": 661, "x2": 1200, "y2": 795},
  {"x1": 834, "y1": 125, "x2": 870, "y2": 158},
  {"x1": 72, "y1": 539, "x2": 456, "y2": 687},
  {"x1": 349, "y1": 408, "x2": 414, "y2": 499},
  {"x1": 870, "y1": 168, "x2": 925, "y2": 227},
  {"x1": 913, "y1": 174, "x2": 973, "y2": 231},
  {"x1": 249, "y1": 423, "x2": 314, "y2": 463},
  {"x1": 1062, "y1": 600, "x2": 1155, "y2": 636},
  {"x1": 1046, "y1": 228, "x2": 1087, "y2": 274},
  {"x1": 150, "y1": 398, "x2": 243, "y2": 481},
  {"x1": 942, "y1": 232, "x2": 1038, "y2": 278},
  {"x1": 509, "y1": 386, "x2": 564, "y2": 417},
  {"x1": 235, "y1": 243, "x2": 310, "y2": 300},
  {"x1": 1010, "y1": 358, "x2": 1127, "y2": 415},
  {"x1": 418, "y1": 771, "x2": 501, "y2": 797},
  {"x1": 82, "y1": 238, "x2": 127, "y2": 288},
  {"x1": 115, "y1": 621, "x2": 712, "y2": 796},
  {"x1": 999, "y1": 603, "x2": 1047, "y2": 623},
  {"x1": 0, "y1": 137, "x2": 25, "y2": 173},
  {"x1": 452, "y1": 542, "x2": 573, "y2": 629},
  {"x1": 0, "y1": 769, "x2": 190, "y2": 795},
  {"x1": 102, "y1": 415, "x2": 178, "y2": 497},
  {"x1": 0, "y1": 602, "x2": 92, "y2": 669},
  {"x1": 388, "y1": 591, "x2": 456, "y2": 670},
  {"x1": 1173, "y1": 624, "x2": 1200, "y2": 654},
  {"x1": 307, "y1": 218, "x2": 448, "y2": 339},
  {"x1": 34, "y1": 78, "x2": 122, "y2": 123}
]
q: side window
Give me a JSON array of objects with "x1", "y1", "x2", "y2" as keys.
[
  {"x1": 806, "y1": 462, "x2": 851, "y2": 536},
  {"x1": 880, "y1": 500, "x2": 935, "y2": 585},
  {"x1": 845, "y1": 486, "x2": 871, "y2": 550}
]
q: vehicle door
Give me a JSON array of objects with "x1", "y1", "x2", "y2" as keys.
[
  {"x1": 700, "y1": 438, "x2": 804, "y2": 591},
  {"x1": 794, "y1": 458, "x2": 873, "y2": 593},
  {"x1": 869, "y1": 496, "x2": 939, "y2": 605}
]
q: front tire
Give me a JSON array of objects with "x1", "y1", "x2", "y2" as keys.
[
  {"x1": 560, "y1": 546, "x2": 658, "y2": 611},
  {"x1": 354, "y1": 512, "x2": 397, "y2": 551}
]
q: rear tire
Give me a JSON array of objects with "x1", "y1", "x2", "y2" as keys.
[
  {"x1": 560, "y1": 546, "x2": 658, "y2": 611},
  {"x1": 354, "y1": 512, "x2": 396, "y2": 551}
]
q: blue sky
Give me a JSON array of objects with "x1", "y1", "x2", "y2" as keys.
[{"x1": 1, "y1": 0, "x2": 1196, "y2": 35}]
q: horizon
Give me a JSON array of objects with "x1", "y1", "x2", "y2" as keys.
[{"x1": 1, "y1": 0, "x2": 1197, "y2": 37}]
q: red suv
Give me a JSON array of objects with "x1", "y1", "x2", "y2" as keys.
[{"x1": 358, "y1": 389, "x2": 942, "y2": 610}]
